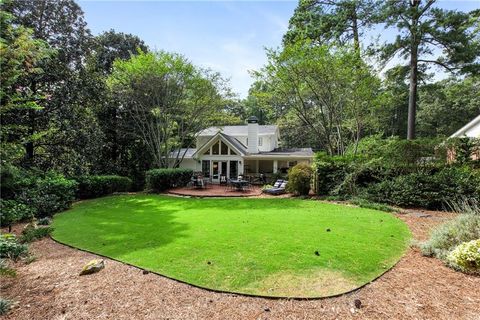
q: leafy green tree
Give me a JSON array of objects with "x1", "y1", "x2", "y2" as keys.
[
  {"x1": 284, "y1": 0, "x2": 381, "y2": 53},
  {"x1": 108, "y1": 51, "x2": 228, "y2": 168},
  {"x1": 0, "y1": 9, "x2": 52, "y2": 166},
  {"x1": 379, "y1": 0, "x2": 480, "y2": 139},
  {"x1": 2, "y1": 0, "x2": 104, "y2": 175},
  {"x1": 92, "y1": 29, "x2": 149, "y2": 74},
  {"x1": 417, "y1": 76, "x2": 480, "y2": 137},
  {"x1": 86, "y1": 30, "x2": 150, "y2": 174},
  {"x1": 254, "y1": 42, "x2": 381, "y2": 155}
]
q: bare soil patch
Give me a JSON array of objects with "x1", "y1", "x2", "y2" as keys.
[{"x1": 2, "y1": 208, "x2": 479, "y2": 320}]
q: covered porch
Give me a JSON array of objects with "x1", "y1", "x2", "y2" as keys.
[{"x1": 244, "y1": 159, "x2": 298, "y2": 175}]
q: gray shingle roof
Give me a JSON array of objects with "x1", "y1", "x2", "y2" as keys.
[
  {"x1": 220, "y1": 133, "x2": 247, "y2": 154},
  {"x1": 169, "y1": 148, "x2": 196, "y2": 158},
  {"x1": 198, "y1": 125, "x2": 277, "y2": 136},
  {"x1": 254, "y1": 148, "x2": 314, "y2": 157}
]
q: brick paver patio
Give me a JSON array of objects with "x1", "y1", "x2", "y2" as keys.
[{"x1": 167, "y1": 184, "x2": 262, "y2": 197}]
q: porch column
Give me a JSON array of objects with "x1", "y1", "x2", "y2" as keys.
[{"x1": 273, "y1": 160, "x2": 278, "y2": 173}]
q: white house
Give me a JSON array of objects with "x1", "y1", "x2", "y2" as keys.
[
  {"x1": 449, "y1": 114, "x2": 480, "y2": 139},
  {"x1": 170, "y1": 116, "x2": 314, "y2": 183}
]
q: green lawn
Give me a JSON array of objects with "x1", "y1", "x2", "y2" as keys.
[{"x1": 52, "y1": 194, "x2": 410, "y2": 298}]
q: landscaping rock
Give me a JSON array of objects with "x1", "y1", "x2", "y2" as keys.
[
  {"x1": 142, "y1": 270, "x2": 149, "y2": 275},
  {"x1": 79, "y1": 259, "x2": 105, "y2": 276}
]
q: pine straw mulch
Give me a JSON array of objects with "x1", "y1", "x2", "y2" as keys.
[{"x1": 1, "y1": 208, "x2": 479, "y2": 320}]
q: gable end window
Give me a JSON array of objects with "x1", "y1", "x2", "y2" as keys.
[{"x1": 258, "y1": 137, "x2": 263, "y2": 146}]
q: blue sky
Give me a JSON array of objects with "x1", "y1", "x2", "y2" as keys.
[{"x1": 78, "y1": 0, "x2": 480, "y2": 98}]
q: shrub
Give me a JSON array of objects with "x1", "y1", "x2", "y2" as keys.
[
  {"x1": 18, "y1": 172, "x2": 78, "y2": 218},
  {"x1": 314, "y1": 152, "x2": 352, "y2": 196},
  {"x1": 261, "y1": 184, "x2": 274, "y2": 191},
  {"x1": 74, "y1": 175, "x2": 132, "y2": 199},
  {"x1": 420, "y1": 208, "x2": 480, "y2": 260},
  {"x1": 363, "y1": 166, "x2": 480, "y2": 210},
  {"x1": 345, "y1": 135, "x2": 447, "y2": 167},
  {"x1": 146, "y1": 168, "x2": 193, "y2": 192},
  {"x1": 19, "y1": 226, "x2": 54, "y2": 243},
  {"x1": 287, "y1": 163, "x2": 313, "y2": 196},
  {"x1": 0, "y1": 298, "x2": 11, "y2": 316},
  {"x1": 0, "y1": 259, "x2": 16, "y2": 277},
  {"x1": 447, "y1": 239, "x2": 480, "y2": 274},
  {"x1": 0, "y1": 200, "x2": 35, "y2": 232},
  {"x1": 37, "y1": 217, "x2": 51, "y2": 226},
  {"x1": 0, "y1": 234, "x2": 28, "y2": 261}
]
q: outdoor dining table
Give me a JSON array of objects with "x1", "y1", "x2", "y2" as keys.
[{"x1": 230, "y1": 179, "x2": 249, "y2": 191}]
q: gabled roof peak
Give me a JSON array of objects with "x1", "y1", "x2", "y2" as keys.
[{"x1": 198, "y1": 125, "x2": 277, "y2": 136}]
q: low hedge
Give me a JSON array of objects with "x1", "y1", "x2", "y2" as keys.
[
  {"x1": 74, "y1": 175, "x2": 132, "y2": 199},
  {"x1": 146, "y1": 168, "x2": 193, "y2": 192},
  {"x1": 17, "y1": 173, "x2": 78, "y2": 218},
  {"x1": 362, "y1": 166, "x2": 480, "y2": 210},
  {"x1": 314, "y1": 147, "x2": 480, "y2": 210}
]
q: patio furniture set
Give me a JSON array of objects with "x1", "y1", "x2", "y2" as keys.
[{"x1": 189, "y1": 172, "x2": 288, "y2": 195}]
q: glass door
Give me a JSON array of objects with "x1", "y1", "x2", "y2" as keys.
[
  {"x1": 212, "y1": 161, "x2": 219, "y2": 183},
  {"x1": 229, "y1": 161, "x2": 238, "y2": 179},
  {"x1": 220, "y1": 161, "x2": 228, "y2": 184}
]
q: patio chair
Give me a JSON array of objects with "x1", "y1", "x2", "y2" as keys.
[
  {"x1": 263, "y1": 180, "x2": 288, "y2": 195},
  {"x1": 225, "y1": 179, "x2": 234, "y2": 192}
]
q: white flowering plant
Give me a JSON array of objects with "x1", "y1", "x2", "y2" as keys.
[{"x1": 447, "y1": 239, "x2": 480, "y2": 274}]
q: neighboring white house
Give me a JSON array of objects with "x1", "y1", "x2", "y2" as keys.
[
  {"x1": 449, "y1": 114, "x2": 480, "y2": 139},
  {"x1": 169, "y1": 116, "x2": 314, "y2": 183},
  {"x1": 447, "y1": 114, "x2": 480, "y2": 162}
]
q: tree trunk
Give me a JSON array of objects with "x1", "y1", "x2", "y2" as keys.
[
  {"x1": 407, "y1": 44, "x2": 418, "y2": 140},
  {"x1": 407, "y1": 0, "x2": 420, "y2": 140},
  {"x1": 351, "y1": 4, "x2": 360, "y2": 57}
]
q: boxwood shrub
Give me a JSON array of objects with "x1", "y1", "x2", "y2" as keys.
[
  {"x1": 146, "y1": 168, "x2": 193, "y2": 192},
  {"x1": 287, "y1": 163, "x2": 313, "y2": 195},
  {"x1": 17, "y1": 173, "x2": 78, "y2": 218},
  {"x1": 74, "y1": 175, "x2": 132, "y2": 199}
]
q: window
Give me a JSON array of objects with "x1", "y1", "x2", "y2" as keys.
[
  {"x1": 229, "y1": 161, "x2": 238, "y2": 179},
  {"x1": 212, "y1": 141, "x2": 219, "y2": 155},
  {"x1": 258, "y1": 137, "x2": 263, "y2": 146},
  {"x1": 220, "y1": 141, "x2": 228, "y2": 155},
  {"x1": 230, "y1": 149, "x2": 237, "y2": 155},
  {"x1": 202, "y1": 160, "x2": 210, "y2": 178}
]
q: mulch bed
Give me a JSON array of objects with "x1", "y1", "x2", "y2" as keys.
[{"x1": 1, "y1": 208, "x2": 479, "y2": 320}]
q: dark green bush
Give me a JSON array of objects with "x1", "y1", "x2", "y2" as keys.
[
  {"x1": 287, "y1": 163, "x2": 313, "y2": 196},
  {"x1": 146, "y1": 168, "x2": 193, "y2": 192},
  {"x1": 18, "y1": 173, "x2": 78, "y2": 218},
  {"x1": 0, "y1": 200, "x2": 35, "y2": 231},
  {"x1": 345, "y1": 135, "x2": 447, "y2": 167},
  {"x1": 74, "y1": 175, "x2": 132, "y2": 199},
  {"x1": 363, "y1": 167, "x2": 480, "y2": 210}
]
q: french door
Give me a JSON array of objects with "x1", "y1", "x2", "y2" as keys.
[{"x1": 212, "y1": 161, "x2": 227, "y2": 183}]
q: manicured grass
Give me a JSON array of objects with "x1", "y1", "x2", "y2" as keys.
[{"x1": 52, "y1": 194, "x2": 410, "y2": 298}]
